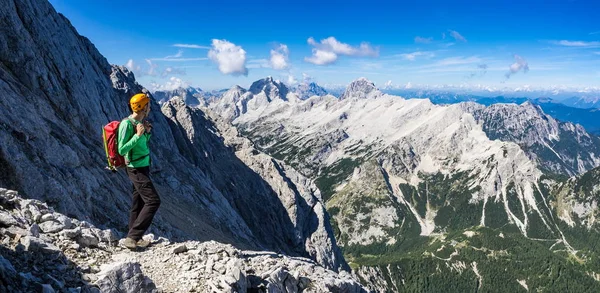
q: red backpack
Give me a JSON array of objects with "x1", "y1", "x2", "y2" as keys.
[
  {"x1": 103, "y1": 118, "x2": 137, "y2": 171},
  {"x1": 103, "y1": 121, "x2": 126, "y2": 171}
]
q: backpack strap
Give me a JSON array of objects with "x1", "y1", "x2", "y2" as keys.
[{"x1": 123, "y1": 117, "x2": 149, "y2": 165}]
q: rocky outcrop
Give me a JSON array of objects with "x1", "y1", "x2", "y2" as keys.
[
  {"x1": 167, "y1": 98, "x2": 348, "y2": 271},
  {"x1": 294, "y1": 82, "x2": 328, "y2": 100},
  {"x1": 339, "y1": 78, "x2": 380, "y2": 100},
  {"x1": 464, "y1": 102, "x2": 600, "y2": 176},
  {"x1": 204, "y1": 106, "x2": 348, "y2": 271},
  {"x1": 0, "y1": 188, "x2": 367, "y2": 292}
]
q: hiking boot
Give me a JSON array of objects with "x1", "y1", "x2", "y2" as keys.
[
  {"x1": 123, "y1": 237, "x2": 137, "y2": 250},
  {"x1": 136, "y1": 239, "x2": 151, "y2": 248}
]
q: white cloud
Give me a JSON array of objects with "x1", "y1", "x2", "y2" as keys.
[
  {"x1": 505, "y1": 54, "x2": 529, "y2": 79},
  {"x1": 304, "y1": 36, "x2": 378, "y2": 65},
  {"x1": 590, "y1": 31, "x2": 600, "y2": 35},
  {"x1": 308, "y1": 37, "x2": 379, "y2": 56},
  {"x1": 161, "y1": 67, "x2": 186, "y2": 77},
  {"x1": 594, "y1": 52, "x2": 600, "y2": 55},
  {"x1": 398, "y1": 51, "x2": 436, "y2": 61},
  {"x1": 145, "y1": 59, "x2": 158, "y2": 76},
  {"x1": 149, "y1": 50, "x2": 208, "y2": 62},
  {"x1": 208, "y1": 39, "x2": 248, "y2": 76},
  {"x1": 448, "y1": 30, "x2": 467, "y2": 42},
  {"x1": 124, "y1": 59, "x2": 155, "y2": 77},
  {"x1": 125, "y1": 59, "x2": 137, "y2": 71},
  {"x1": 173, "y1": 44, "x2": 211, "y2": 49},
  {"x1": 166, "y1": 50, "x2": 183, "y2": 58},
  {"x1": 305, "y1": 49, "x2": 338, "y2": 65},
  {"x1": 287, "y1": 74, "x2": 297, "y2": 85},
  {"x1": 270, "y1": 44, "x2": 290, "y2": 70},
  {"x1": 127, "y1": 59, "x2": 186, "y2": 78},
  {"x1": 415, "y1": 36, "x2": 433, "y2": 44},
  {"x1": 150, "y1": 77, "x2": 189, "y2": 91},
  {"x1": 302, "y1": 73, "x2": 312, "y2": 82},
  {"x1": 124, "y1": 59, "x2": 157, "y2": 77},
  {"x1": 550, "y1": 40, "x2": 600, "y2": 47}
]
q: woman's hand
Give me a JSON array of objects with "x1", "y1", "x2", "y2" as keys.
[
  {"x1": 144, "y1": 121, "x2": 152, "y2": 133},
  {"x1": 136, "y1": 123, "x2": 145, "y2": 136}
]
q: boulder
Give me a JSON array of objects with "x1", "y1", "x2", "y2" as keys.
[{"x1": 95, "y1": 262, "x2": 157, "y2": 293}]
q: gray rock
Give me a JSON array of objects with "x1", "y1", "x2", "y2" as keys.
[
  {"x1": 83, "y1": 274, "x2": 98, "y2": 283},
  {"x1": 297, "y1": 277, "x2": 311, "y2": 290},
  {"x1": 225, "y1": 259, "x2": 247, "y2": 292},
  {"x1": 0, "y1": 210, "x2": 18, "y2": 226},
  {"x1": 20, "y1": 272, "x2": 43, "y2": 283},
  {"x1": 3, "y1": 226, "x2": 28, "y2": 238},
  {"x1": 284, "y1": 273, "x2": 299, "y2": 293},
  {"x1": 268, "y1": 267, "x2": 289, "y2": 284},
  {"x1": 205, "y1": 257, "x2": 214, "y2": 275},
  {"x1": 0, "y1": 255, "x2": 17, "y2": 285},
  {"x1": 46, "y1": 274, "x2": 65, "y2": 289},
  {"x1": 39, "y1": 221, "x2": 65, "y2": 233},
  {"x1": 20, "y1": 236, "x2": 61, "y2": 253},
  {"x1": 95, "y1": 262, "x2": 157, "y2": 293},
  {"x1": 60, "y1": 227, "x2": 82, "y2": 239},
  {"x1": 24, "y1": 204, "x2": 43, "y2": 223},
  {"x1": 77, "y1": 230, "x2": 99, "y2": 248},
  {"x1": 96, "y1": 229, "x2": 117, "y2": 244},
  {"x1": 0, "y1": 255, "x2": 16, "y2": 273},
  {"x1": 173, "y1": 244, "x2": 188, "y2": 254},
  {"x1": 40, "y1": 213, "x2": 56, "y2": 223},
  {"x1": 54, "y1": 214, "x2": 73, "y2": 229},
  {"x1": 29, "y1": 223, "x2": 41, "y2": 237},
  {"x1": 41, "y1": 284, "x2": 55, "y2": 293},
  {"x1": 142, "y1": 233, "x2": 156, "y2": 243}
]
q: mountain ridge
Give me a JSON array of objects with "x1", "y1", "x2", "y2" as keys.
[{"x1": 210, "y1": 76, "x2": 600, "y2": 291}]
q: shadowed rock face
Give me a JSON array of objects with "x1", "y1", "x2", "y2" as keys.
[{"x1": 0, "y1": 0, "x2": 347, "y2": 272}]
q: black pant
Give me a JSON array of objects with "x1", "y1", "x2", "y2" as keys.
[{"x1": 126, "y1": 166, "x2": 161, "y2": 240}]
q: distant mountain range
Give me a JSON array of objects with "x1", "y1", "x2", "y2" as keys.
[
  {"x1": 155, "y1": 83, "x2": 600, "y2": 135},
  {"x1": 380, "y1": 89, "x2": 600, "y2": 134},
  {"x1": 207, "y1": 77, "x2": 600, "y2": 291}
]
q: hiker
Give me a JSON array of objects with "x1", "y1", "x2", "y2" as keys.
[{"x1": 118, "y1": 93, "x2": 161, "y2": 249}]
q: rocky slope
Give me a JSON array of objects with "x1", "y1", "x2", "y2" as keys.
[
  {"x1": 0, "y1": 0, "x2": 346, "y2": 275},
  {"x1": 0, "y1": 188, "x2": 367, "y2": 292},
  {"x1": 464, "y1": 102, "x2": 600, "y2": 176}
]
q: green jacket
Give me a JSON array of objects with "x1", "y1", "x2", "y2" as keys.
[{"x1": 117, "y1": 117, "x2": 151, "y2": 168}]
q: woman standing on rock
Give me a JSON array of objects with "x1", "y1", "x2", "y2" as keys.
[{"x1": 118, "y1": 93, "x2": 161, "y2": 250}]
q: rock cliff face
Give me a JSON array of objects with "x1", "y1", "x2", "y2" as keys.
[
  {"x1": 463, "y1": 102, "x2": 600, "y2": 176},
  {"x1": 0, "y1": 0, "x2": 347, "y2": 274},
  {"x1": 0, "y1": 188, "x2": 367, "y2": 292}
]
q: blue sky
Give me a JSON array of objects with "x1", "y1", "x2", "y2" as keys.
[{"x1": 49, "y1": 0, "x2": 600, "y2": 91}]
